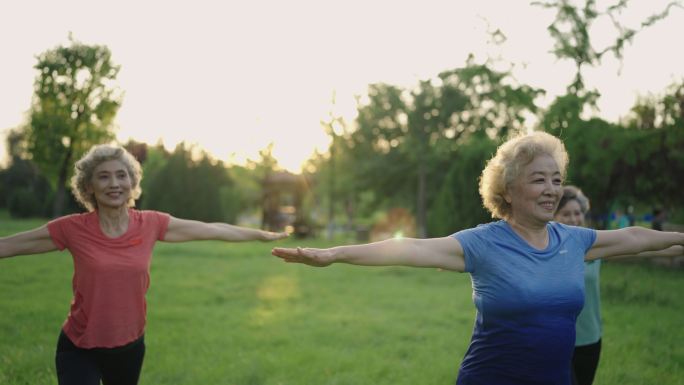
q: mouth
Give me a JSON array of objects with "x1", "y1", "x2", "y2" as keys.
[
  {"x1": 539, "y1": 202, "x2": 556, "y2": 211},
  {"x1": 106, "y1": 192, "x2": 123, "y2": 198}
]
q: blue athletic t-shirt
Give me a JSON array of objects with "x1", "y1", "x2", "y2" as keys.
[{"x1": 452, "y1": 220, "x2": 597, "y2": 385}]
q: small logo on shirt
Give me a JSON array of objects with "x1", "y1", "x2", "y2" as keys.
[
  {"x1": 129, "y1": 238, "x2": 143, "y2": 246},
  {"x1": 559, "y1": 249, "x2": 568, "y2": 254}
]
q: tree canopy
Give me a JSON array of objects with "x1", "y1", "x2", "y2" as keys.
[{"x1": 25, "y1": 36, "x2": 121, "y2": 216}]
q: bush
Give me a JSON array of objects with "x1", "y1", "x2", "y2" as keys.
[
  {"x1": 8, "y1": 188, "x2": 43, "y2": 218},
  {"x1": 427, "y1": 133, "x2": 497, "y2": 236}
]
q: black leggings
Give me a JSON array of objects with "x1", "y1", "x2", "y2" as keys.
[
  {"x1": 55, "y1": 330, "x2": 145, "y2": 385},
  {"x1": 571, "y1": 339, "x2": 601, "y2": 385}
]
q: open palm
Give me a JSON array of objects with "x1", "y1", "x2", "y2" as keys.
[{"x1": 271, "y1": 247, "x2": 334, "y2": 267}]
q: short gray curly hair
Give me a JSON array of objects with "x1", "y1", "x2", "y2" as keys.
[
  {"x1": 71, "y1": 144, "x2": 143, "y2": 211},
  {"x1": 557, "y1": 185, "x2": 590, "y2": 214},
  {"x1": 479, "y1": 131, "x2": 568, "y2": 219}
]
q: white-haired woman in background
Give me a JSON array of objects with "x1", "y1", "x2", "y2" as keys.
[{"x1": 555, "y1": 185, "x2": 683, "y2": 385}]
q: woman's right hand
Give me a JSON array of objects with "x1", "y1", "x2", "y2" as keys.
[{"x1": 271, "y1": 247, "x2": 335, "y2": 267}]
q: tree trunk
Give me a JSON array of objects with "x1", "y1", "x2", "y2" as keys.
[
  {"x1": 52, "y1": 145, "x2": 73, "y2": 217},
  {"x1": 417, "y1": 160, "x2": 427, "y2": 238},
  {"x1": 327, "y1": 143, "x2": 336, "y2": 240},
  {"x1": 345, "y1": 194, "x2": 355, "y2": 232}
]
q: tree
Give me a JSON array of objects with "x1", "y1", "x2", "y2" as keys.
[
  {"x1": 347, "y1": 58, "x2": 542, "y2": 237},
  {"x1": 540, "y1": 80, "x2": 684, "y2": 228},
  {"x1": 247, "y1": 144, "x2": 281, "y2": 230},
  {"x1": 25, "y1": 36, "x2": 121, "y2": 217},
  {"x1": 533, "y1": 0, "x2": 681, "y2": 95},
  {"x1": 428, "y1": 132, "x2": 498, "y2": 236},
  {"x1": 138, "y1": 142, "x2": 167, "y2": 209},
  {"x1": 535, "y1": 0, "x2": 683, "y2": 226},
  {"x1": 143, "y1": 143, "x2": 233, "y2": 222},
  {"x1": 319, "y1": 91, "x2": 348, "y2": 239},
  {"x1": 621, "y1": 82, "x2": 684, "y2": 209},
  {"x1": 0, "y1": 128, "x2": 55, "y2": 217}
]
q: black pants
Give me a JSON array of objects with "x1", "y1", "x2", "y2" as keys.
[
  {"x1": 55, "y1": 330, "x2": 145, "y2": 385},
  {"x1": 571, "y1": 339, "x2": 601, "y2": 385}
]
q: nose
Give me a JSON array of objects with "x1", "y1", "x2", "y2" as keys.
[
  {"x1": 543, "y1": 180, "x2": 559, "y2": 196},
  {"x1": 108, "y1": 175, "x2": 120, "y2": 188}
]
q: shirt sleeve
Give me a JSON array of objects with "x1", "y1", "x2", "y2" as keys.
[
  {"x1": 452, "y1": 226, "x2": 489, "y2": 274},
  {"x1": 46, "y1": 216, "x2": 70, "y2": 250},
  {"x1": 572, "y1": 226, "x2": 597, "y2": 253},
  {"x1": 147, "y1": 211, "x2": 170, "y2": 241}
]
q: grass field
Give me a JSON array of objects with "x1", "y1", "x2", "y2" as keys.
[{"x1": 1, "y1": 216, "x2": 683, "y2": 384}]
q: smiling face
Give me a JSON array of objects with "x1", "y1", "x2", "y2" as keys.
[
  {"x1": 505, "y1": 154, "x2": 563, "y2": 226},
  {"x1": 555, "y1": 199, "x2": 585, "y2": 227},
  {"x1": 87, "y1": 159, "x2": 133, "y2": 210}
]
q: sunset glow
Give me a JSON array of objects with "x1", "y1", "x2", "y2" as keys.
[{"x1": 1, "y1": 0, "x2": 683, "y2": 172}]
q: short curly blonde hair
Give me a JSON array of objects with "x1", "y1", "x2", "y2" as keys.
[
  {"x1": 71, "y1": 144, "x2": 143, "y2": 211},
  {"x1": 479, "y1": 131, "x2": 568, "y2": 219}
]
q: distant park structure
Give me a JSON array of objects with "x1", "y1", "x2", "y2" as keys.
[{"x1": 261, "y1": 171, "x2": 310, "y2": 237}]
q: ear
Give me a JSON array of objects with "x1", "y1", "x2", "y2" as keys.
[{"x1": 503, "y1": 185, "x2": 512, "y2": 204}]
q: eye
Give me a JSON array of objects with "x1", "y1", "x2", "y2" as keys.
[{"x1": 553, "y1": 178, "x2": 562, "y2": 185}]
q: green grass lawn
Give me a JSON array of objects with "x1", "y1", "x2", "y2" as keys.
[{"x1": 1, "y1": 217, "x2": 683, "y2": 384}]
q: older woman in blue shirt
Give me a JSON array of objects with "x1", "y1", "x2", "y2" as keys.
[{"x1": 272, "y1": 131, "x2": 684, "y2": 385}]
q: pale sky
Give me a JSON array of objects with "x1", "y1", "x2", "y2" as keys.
[{"x1": 1, "y1": 0, "x2": 682, "y2": 172}]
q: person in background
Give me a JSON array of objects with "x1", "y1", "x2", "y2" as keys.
[
  {"x1": 616, "y1": 208, "x2": 630, "y2": 229},
  {"x1": 627, "y1": 205, "x2": 635, "y2": 226},
  {"x1": 555, "y1": 186, "x2": 601, "y2": 385},
  {"x1": 272, "y1": 131, "x2": 684, "y2": 385},
  {"x1": 0, "y1": 144, "x2": 288, "y2": 385},
  {"x1": 652, "y1": 207, "x2": 666, "y2": 231},
  {"x1": 555, "y1": 185, "x2": 683, "y2": 385}
]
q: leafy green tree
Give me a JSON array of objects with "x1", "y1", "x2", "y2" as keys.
[
  {"x1": 620, "y1": 82, "x2": 684, "y2": 209},
  {"x1": 246, "y1": 144, "x2": 283, "y2": 230},
  {"x1": 533, "y1": 0, "x2": 680, "y2": 94},
  {"x1": 305, "y1": 125, "x2": 361, "y2": 237},
  {"x1": 1, "y1": 158, "x2": 53, "y2": 218},
  {"x1": 534, "y1": 0, "x2": 682, "y2": 226},
  {"x1": 428, "y1": 132, "x2": 498, "y2": 236},
  {"x1": 556, "y1": 118, "x2": 629, "y2": 228},
  {"x1": 319, "y1": 91, "x2": 349, "y2": 238},
  {"x1": 138, "y1": 143, "x2": 168, "y2": 209},
  {"x1": 226, "y1": 164, "x2": 262, "y2": 215},
  {"x1": 346, "y1": 59, "x2": 542, "y2": 237},
  {"x1": 25, "y1": 36, "x2": 121, "y2": 217},
  {"x1": 143, "y1": 143, "x2": 233, "y2": 222},
  {"x1": 541, "y1": 81, "x2": 684, "y2": 228},
  {"x1": 0, "y1": 129, "x2": 26, "y2": 207},
  {"x1": 0, "y1": 128, "x2": 54, "y2": 217}
]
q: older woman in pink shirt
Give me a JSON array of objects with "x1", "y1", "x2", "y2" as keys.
[{"x1": 0, "y1": 144, "x2": 287, "y2": 385}]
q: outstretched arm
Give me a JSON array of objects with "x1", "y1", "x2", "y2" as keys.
[
  {"x1": 586, "y1": 227, "x2": 684, "y2": 261},
  {"x1": 0, "y1": 225, "x2": 57, "y2": 259},
  {"x1": 163, "y1": 216, "x2": 288, "y2": 243},
  {"x1": 611, "y1": 245, "x2": 684, "y2": 260},
  {"x1": 272, "y1": 236, "x2": 465, "y2": 272}
]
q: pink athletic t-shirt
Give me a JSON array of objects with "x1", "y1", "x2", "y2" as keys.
[{"x1": 47, "y1": 209, "x2": 170, "y2": 348}]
